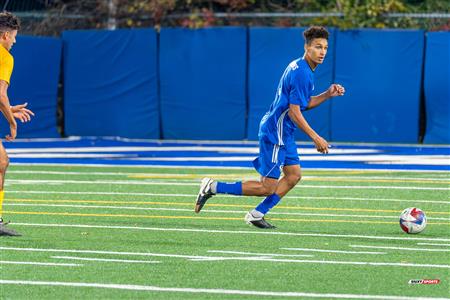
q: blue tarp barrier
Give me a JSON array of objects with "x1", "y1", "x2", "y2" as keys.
[
  {"x1": 159, "y1": 27, "x2": 247, "y2": 140},
  {"x1": 3, "y1": 36, "x2": 62, "y2": 137},
  {"x1": 332, "y1": 29, "x2": 424, "y2": 143},
  {"x1": 247, "y1": 27, "x2": 335, "y2": 141},
  {"x1": 63, "y1": 29, "x2": 159, "y2": 138},
  {"x1": 423, "y1": 32, "x2": 450, "y2": 144}
]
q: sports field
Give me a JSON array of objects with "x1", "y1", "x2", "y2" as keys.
[{"x1": 1, "y1": 164, "x2": 449, "y2": 299}]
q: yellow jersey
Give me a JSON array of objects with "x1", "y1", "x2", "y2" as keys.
[{"x1": 0, "y1": 45, "x2": 13, "y2": 85}]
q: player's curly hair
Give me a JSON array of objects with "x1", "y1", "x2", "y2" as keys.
[
  {"x1": 303, "y1": 26, "x2": 328, "y2": 44},
  {"x1": 0, "y1": 11, "x2": 20, "y2": 32}
]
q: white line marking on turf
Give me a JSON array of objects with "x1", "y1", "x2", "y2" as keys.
[
  {"x1": 5, "y1": 179, "x2": 448, "y2": 190},
  {"x1": 10, "y1": 162, "x2": 449, "y2": 172},
  {"x1": 417, "y1": 243, "x2": 450, "y2": 247},
  {"x1": 6, "y1": 203, "x2": 449, "y2": 221},
  {"x1": 280, "y1": 248, "x2": 386, "y2": 255},
  {"x1": 10, "y1": 223, "x2": 450, "y2": 242},
  {"x1": 5, "y1": 190, "x2": 450, "y2": 205},
  {"x1": 8, "y1": 170, "x2": 449, "y2": 182},
  {"x1": 207, "y1": 250, "x2": 314, "y2": 258},
  {"x1": 0, "y1": 247, "x2": 447, "y2": 269},
  {"x1": 350, "y1": 245, "x2": 450, "y2": 252},
  {"x1": 6, "y1": 146, "x2": 381, "y2": 155},
  {"x1": 190, "y1": 257, "x2": 450, "y2": 268},
  {"x1": 2, "y1": 280, "x2": 449, "y2": 300},
  {"x1": 51, "y1": 256, "x2": 160, "y2": 264},
  {"x1": 0, "y1": 261, "x2": 81, "y2": 267},
  {"x1": 0, "y1": 247, "x2": 208, "y2": 260}
]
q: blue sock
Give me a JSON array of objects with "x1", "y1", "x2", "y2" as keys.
[
  {"x1": 255, "y1": 193, "x2": 281, "y2": 215},
  {"x1": 216, "y1": 182, "x2": 242, "y2": 195}
]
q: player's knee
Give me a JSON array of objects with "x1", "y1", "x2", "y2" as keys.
[
  {"x1": 287, "y1": 173, "x2": 301, "y2": 186},
  {"x1": 261, "y1": 184, "x2": 277, "y2": 196},
  {"x1": 0, "y1": 156, "x2": 9, "y2": 172}
]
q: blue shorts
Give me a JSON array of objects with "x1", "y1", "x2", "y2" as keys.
[{"x1": 252, "y1": 139, "x2": 300, "y2": 179}]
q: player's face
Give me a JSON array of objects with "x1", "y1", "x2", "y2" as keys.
[
  {"x1": 2, "y1": 30, "x2": 17, "y2": 51},
  {"x1": 305, "y1": 38, "x2": 328, "y2": 65}
]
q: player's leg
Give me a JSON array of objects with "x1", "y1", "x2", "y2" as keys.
[
  {"x1": 195, "y1": 140, "x2": 281, "y2": 213},
  {"x1": 0, "y1": 141, "x2": 9, "y2": 222},
  {"x1": 0, "y1": 141, "x2": 20, "y2": 236},
  {"x1": 245, "y1": 141, "x2": 301, "y2": 228},
  {"x1": 275, "y1": 164, "x2": 302, "y2": 198}
]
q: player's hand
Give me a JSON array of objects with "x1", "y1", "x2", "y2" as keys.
[
  {"x1": 327, "y1": 84, "x2": 345, "y2": 97},
  {"x1": 11, "y1": 102, "x2": 34, "y2": 123},
  {"x1": 6, "y1": 122, "x2": 17, "y2": 141},
  {"x1": 313, "y1": 135, "x2": 329, "y2": 154}
]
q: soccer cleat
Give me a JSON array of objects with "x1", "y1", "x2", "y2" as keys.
[
  {"x1": 0, "y1": 223, "x2": 21, "y2": 236},
  {"x1": 195, "y1": 178, "x2": 215, "y2": 213},
  {"x1": 245, "y1": 212, "x2": 276, "y2": 229}
]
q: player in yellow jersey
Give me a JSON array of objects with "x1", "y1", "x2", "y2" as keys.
[{"x1": 0, "y1": 12, "x2": 34, "y2": 236}]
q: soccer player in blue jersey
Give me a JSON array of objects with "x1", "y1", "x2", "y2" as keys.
[{"x1": 195, "y1": 26, "x2": 345, "y2": 229}]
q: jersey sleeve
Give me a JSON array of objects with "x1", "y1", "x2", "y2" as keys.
[
  {"x1": 288, "y1": 69, "x2": 310, "y2": 109},
  {"x1": 0, "y1": 54, "x2": 14, "y2": 85}
]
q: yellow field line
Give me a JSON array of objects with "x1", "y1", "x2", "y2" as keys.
[
  {"x1": 5, "y1": 210, "x2": 449, "y2": 225},
  {"x1": 5, "y1": 198, "x2": 450, "y2": 215},
  {"x1": 128, "y1": 174, "x2": 450, "y2": 184}
]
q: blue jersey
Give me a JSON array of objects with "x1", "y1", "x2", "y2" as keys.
[{"x1": 258, "y1": 58, "x2": 314, "y2": 145}]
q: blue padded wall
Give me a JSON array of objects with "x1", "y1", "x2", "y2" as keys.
[
  {"x1": 63, "y1": 29, "x2": 159, "y2": 138},
  {"x1": 423, "y1": 32, "x2": 450, "y2": 144},
  {"x1": 4, "y1": 36, "x2": 62, "y2": 137},
  {"x1": 247, "y1": 27, "x2": 335, "y2": 141},
  {"x1": 160, "y1": 27, "x2": 246, "y2": 140},
  {"x1": 332, "y1": 30, "x2": 424, "y2": 143}
]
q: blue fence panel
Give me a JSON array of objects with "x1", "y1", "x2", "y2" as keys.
[
  {"x1": 332, "y1": 29, "x2": 424, "y2": 143},
  {"x1": 63, "y1": 29, "x2": 159, "y2": 138},
  {"x1": 4, "y1": 36, "x2": 62, "y2": 137},
  {"x1": 423, "y1": 32, "x2": 450, "y2": 144},
  {"x1": 160, "y1": 27, "x2": 246, "y2": 140},
  {"x1": 247, "y1": 27, "x2": 335, "y2": 141}
]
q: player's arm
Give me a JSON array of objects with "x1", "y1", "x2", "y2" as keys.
[
  {"x1": 288, "y1": 103, "x2": 329, "y2": 154},
  {"x1": 0, "y1": 80, "x2": 17, "y2": 141},
  {"x1": 307, "y1": 84, "x2": 345, "y2": 110}
]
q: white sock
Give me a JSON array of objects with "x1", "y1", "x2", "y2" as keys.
[
  {"x1": 250, "y1": 209, "x2": 264, "y2": 218},
  {"x1": 210, "y1": 181, "x2": 218, "y2": 194}
]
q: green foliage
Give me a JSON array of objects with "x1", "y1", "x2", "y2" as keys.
[{"x1": 16, "y1": 0, "x2": 450, "y2": 35}]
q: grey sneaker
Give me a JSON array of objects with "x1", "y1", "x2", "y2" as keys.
[
  {"x1": 0, "y1": 222, "x2": 21, "y2": 236},
  {"x1": 245, "y1": 212, "x2": 276, "y2": 229},
  {"x1": 195, "y1": 178, "x2": 215, "y2": 213}
]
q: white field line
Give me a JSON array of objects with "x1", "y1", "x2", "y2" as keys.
[
  {"x1": 123, "y1": 154, "x2": 450, "y2": 163},
  {"x1": 6, "y1": 146, "x2": 381, "y2": 155},
  {"x1": 0, "y1": 247, "x2": 448, "y2": 269},
  {"x1": 350, "y1": 245, "x2": 450, "y2": 252},
  {"x1": 0, "y1": 261, "x2": 81, "y2": 267},
  {"x1": 9, "y1": 153, "x2": 131, "y2": 158},
  {"x1": 190, "y1": 257, "x2": 450, "y2": 268},
  {"x1": 280, "y1": 248, "x2": 385, "y2": 255},
  {"x1": 6, "y1": 203, "x2": 449, "y2": 221},
  {"x1": 51, "y1": 256, "x2": 160, "y2": 264},
  {"x1": 7, "y1": 170, "x2": 449, "y2": 182},
  {"x1": 207, "y1": 250, "x2": 314, "y2": 258},
  {"x1": 6, "y1": 190, "x2": 450, "y2": 204},
  {"x1": 2, "y1": 280, "x2": 450, "y2": 300},
  {"x1": 10, "y1": 162, "x2": 450, "y2": 173},
  {"x1": 417, "y1": 243, "x2": 450, "y2": 247},
  {"x1": 0, "y1": 247, "x2": 218, "y2": 260},
  {"x1": 10, "y1": 222, "x2": 450, "y2": 242},
  {"x1": 5, "y1": 179, "x2": 449, "y2": 190}
]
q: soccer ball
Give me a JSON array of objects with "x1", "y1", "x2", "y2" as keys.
[{"x1": 399, "y1": 207, "x2": 427, "y2": 234}]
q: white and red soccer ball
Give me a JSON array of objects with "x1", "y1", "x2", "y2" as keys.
[{"x1": 399, "y1": 207, "x2": 427, "y2": 234}]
